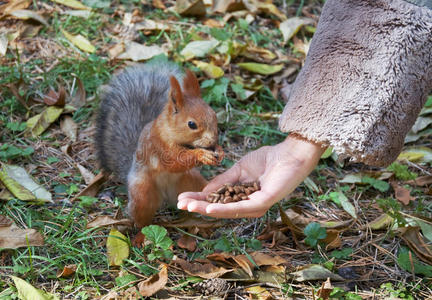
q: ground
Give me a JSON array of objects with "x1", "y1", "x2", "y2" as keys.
[{"x1": 1, "y1": 0, "x2": 432, "y2": 299}]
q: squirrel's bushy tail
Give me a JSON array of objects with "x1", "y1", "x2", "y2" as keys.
[{"x1": 95, "y1": 62, "x2": 183, "y2": 182}]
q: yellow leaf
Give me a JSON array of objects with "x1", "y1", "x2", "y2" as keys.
[
  {"x1": 107, "y1": 228, "x2": 129, "y2": 266},
  {"x1": 279, "y1": 17, "x2": 313, "y2": 43},
  {"x1": 26, "y1": 105, "x2": 64, "y2": 137},
  {"x1": 61, "y1": 29, "x2": 95, "y2": 53},
  {"x1": 192, "y1": 60, "x2": 224, "y2": 78},
  {"x1": 52, "y1": 0, "x2": 90, "y2": 10},
  {"x1": 398, "y1": 146, "x2": 432, "y2": 163},
  {"x1": 245, "y1": 286, "x2": 272, "y2": 300},
  {"x1": 11, "y1": 276, "x2": 58, "y2": 300},
  {"x1": 10, "y1": 9, "x2": 48, "y2": 26},
  {"x1": 237, "y1": 62, "x2": 283, "y2": 75}
]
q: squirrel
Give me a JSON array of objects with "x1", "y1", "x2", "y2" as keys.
[{"x1": 94, "y1": 61, "x2": 224, "y2": 239}]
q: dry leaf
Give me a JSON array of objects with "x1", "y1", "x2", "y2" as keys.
[
  {"x1": 152, "y1": 0, "x2": 166, "y2": 9},
  {"x1": 60, "y1": 116, "x2": 78, "y2": 142},
  {"x1": 177, "y1": 234, "x2": 197, "y2": 252},
  {"x1": 366, "y1": 214, "x2": 394, "y2": 231},
  {"x1": 0, "y1": 223, "x2": 44, "y2": 249},
  {"x1": 399, "y1": 226, "x2": 432, "y2": 265},
  {"x1": 279, "y1": 17, "x2": 313, "y2": 43},
  {"x1": 107, "y1": 228, "x2": 129, "y2": 266},
  {"x1": 11, "y1": 276, "x2": 59, "y2": 300},
  {"x1": 76, "y1": 163, "x2": 94, "y2": 184},
  {"x1": 290, "y1": 265, "x2": 343, "y2": 282},
  {"x1": 52, "y1": 0, "x2": 90, "y2": 10},
  {"x1": 117, "y1": 41, "x2": 165, "y2": 61},
  {"x1": 176, "y1": 0, "x2": 206, "y2": 17},
  {"x1": 317, "y1": 278, "x2": 333, "y2": 300},
  {"x1": 61, "y1": 29, "x2": 95, "y2": 53},
  {"x1": 0, "y1": 0, "x2": 31, "y2": 16},
  {"x1": 213, "y1": 0, "x2": 245, "y2": 13},
  {"x1": 192, "y1": 60, "x2": 224, "y2": 78},
  {"x1": 0, "y1": 33, "x2": 8, "y2": 56},
  {"x1": 180, "y1": 39, "x2": 219, "y2": 60},
  {"x1": 87, "y1": 215, "x2": 133, "y2": 229},
  {"x1": 323, "y1": 229, "x2": 342, "y2": 250},
  {"x1": 392, "y1": 182, "x2": 415, "y2": 205},
  {"x1": 43, "y1": 87, "x2": 66, "y2": 106},
  {"x1": 56, "y1": 264, "x2": 77, "y2": 278},
  {"x1": 137, "y1": 265, "x2": 168, "y2": 297},
  {"x1": 233, "y1": 255, "x2": 254, "y2": 277},
  {"x1": 108, "y1": 42, "x2": 125, "y2": 59},
  {"x1": 174, "y1": 258, "x2": 232, "y2": 279},
  {"x1": 203, "y1": 18, "x2": 225, "y2": 28},
  {"x1": 250, "y1": 252, "x2": 287, "y2": 266},
  {"x1": 245, "y1": 286, "x2": 273, "y2": 300},
  {"x1": 73, "y1": 172, "x2": 106, "y2": 200},
  {"x1": 26, "y1": 106, "x2": 64, "y2": 137},
  {"x1": 9, "y1": 9, "x2": 48, "y2": 26},
  {"x1": 410, "y1": 175, "x2": 432, "y2": 186},
  {"x1": 0, "y1": 215, "x2": 13, "y2": 227}
]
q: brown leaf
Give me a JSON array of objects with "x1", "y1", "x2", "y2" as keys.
[
  {"x1": 76, "y1": 163, "x2": 94, "y2": 185},
  {"x1": 174, "y1": 258, "x2": 232, "y2": 279},
  {"x1": 232, "y1": 254, "x2": 253, "y2": 277},
  {"x1": 43, "y1": 86, "x2": 66, "y2": 107},
  {"x1": 317, "y1": 278, "x2": 333, "y2": 300},
  {"x1": 137, "y1": 264, "x2": 168, "y2": 297},
  {"x1": 399, "y1": 226, "x2": 432, "y2": 265},
  {"x1": 0, "y1": 0, "x2": 31, "y2": 16},
  {"x1": 203, "y1": 18, "x2": 225, "y2": 28},
  {"x1": 108, "y1": 42, "x2": 125, "y2": 60},
  {"x1": 0, "y1": 215, "x2": 13, "y2": 227},
  {"x1": 177, "y1": 234, "x2": 197, "y2": 252},
  {"x1": 60, "y1": 116, "x2": 78, "y2": 142},
  {"x1": 86, "y1": 216, "x2": 133, "y2": 229},
  {"x1": 0, "y1": 223, "x2": 44, "y2": 249},
  {"x1": 207, "y1": 252, "x2": 238, "y2": 267},
  {"x1": 410, "y1": 175, "x2": 432, "y2": 186},
  {"x1": 176, "y1": 0, "x2": 206, "y2": 17},
  {"x1": 213, "y1": 0, "x2": 245, "y2": 13},
  {"x1": 323, "y1": 230, "x2": 342, "y2": 250},
  {"x1": 56, "y1": 264, "x2": 77, "y2": 278},
  {"x1": 250, "y1": 252, "x2": 287, "y2": 267},
  {"x1": 73, "y1": 172, "x2": 107, "y2": 200},
  {"x1": 69, "y1": 78, "x2": 86, "y2": 109},
  {"x1": 152, "y1": 0, "x2": 166, "y2": 9},
  {"x1": 245, "y1": 286, "x2": 273, "y2": 300},
  {"x1": 392, "y1": 182, "x2": 415, "y2": 205}
]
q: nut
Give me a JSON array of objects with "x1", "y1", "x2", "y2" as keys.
[{"x1": 205, "y1": 181, "x2": 261, "y2": 204}]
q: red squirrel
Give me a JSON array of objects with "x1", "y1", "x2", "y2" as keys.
[{"x1": 95, "y1": 62, "x2": 224, "y2": 241}]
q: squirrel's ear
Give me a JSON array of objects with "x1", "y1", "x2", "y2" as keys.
[
  {"x1": 169, "y1": 75, "x2": 184, "y2": 111},
  {"x1": 183, "y1": 69, "x2": 201, "y2": 98}
]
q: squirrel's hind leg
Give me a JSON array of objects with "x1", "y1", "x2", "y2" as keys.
[
  {"x1": 128, "y1": 172, "x2": 161, "y2": 247},
  {"x1": 175, "y1": 169, "x2": 208, "y2": 195}
]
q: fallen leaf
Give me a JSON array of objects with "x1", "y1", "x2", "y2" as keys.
[
  {"x1": 61, "y1": 29, "x2": 95, "y2": 53},
  {"x1": 254, "y1": 2, "x2": 286, "y2": 21},
  {"x1": 233, "y1": 254, "x2": 253, "y2": 277},
  {"x1": 56, "y1": 264, "x2": 77, "y2": 278},
  {"x1": 135, "y1": 19, "x2": 170, "y2": 32},
  {"x1": 330, "y1": 191, "x2": 357, "y2": 219},
  {"x1": 323, "y1": 229, "x2": 342, "y2": 250},
  {"x1": 290, "y1": 264, "x2": 343, "y2": 282},
  {"x1": 0, "y1": 0, "x2": 31, "y2": 16},
  {"x1": 399, "y1": 226, "x2": 432, "y2": 266},
  {"x1": 317, "y1": 278, "x2": 333, "y2": 300},
  {"x1": 63, "y1": 9, "x2": 91, "y2": 18},
  {"x1": 152, "y1": 0, "x2": 166, "y2": 9},
  {"x1": 117, "y1": 41, "x2": 165, "y2": 61},
  {"x1": 53, "y1": 0, "x2": 90, "y2": 10},
  {"x1": 174, "y1": 258, "x2": 232, "y2": 279},
  {"x1": 0, "y1": 215, "x2": 13, "y2": 227},
  {"x1": 250, "y1": 252, "x2": 287, "y2": 266},
  {"x1": 43, "y1": 87, "x2": 66, "y2": 106},
  {"x1": 411, "y1": 116, "x2": 432, "y2": 133},
  {"x1": 0, "y1": 223, "x2": 44, "y2": 249},
  {"x1": 11, "y1": 276, "x2": 59, "y2": 300},
  {"x1": 398, "y1": 146, "x2": 432, "y2": 164},
  {"x1": 73, "y1": 172, "x2": 106, "y2": 199},
  {"x1": 392, "y1": 183, "x2": 415, "y2": 205},
  {"x1": 192, "y1": 60, "x2": 224, "y2": 78},
  {"x1": 410, "y1": 175, "x2": 432, "y2": 186},
  {"x1": 180, "y1": 39, "x2": 219, "y2": 60},
  {"x1": 237, "y1": 62, "x2": 283, "y2": 75},
  {"x1": 176, "y1": 0, "x2": 206, "y2": 17},
  {"x1": 0, "y1": 164, "x2": 52, "y2": 202},
  {"x1": 0, "y1": 33, "x2": 8, "y2": 56},
  {"x1": 87, "y1": 215, "x2": 133, "y2": 229},
  {"x1": 107, "y1": 42, "x2": 124, "y2": 60},
  {"x1": 213, "y1": 0, "x2": 245, "y2": 13},
  {"x1": 397, "y1": 247, "x2": 432, "y2": 277},
  {"x1": 415, "y1": 219, "x2": 432, "y2": 243},
  {"x1": 26, "y1": 106, "x2": 64, "y2": 137},
  {"x1": 69, "y1": 78, "x2": 86, "y2": 109},
  {"x1": 9, "y1": 9, "x2": 48, "y2": 26},
  {"x1": 279, "y1": 17, "x2": 313, "y2": 43},
  {"x1": 241, "y1": 46, "x2": 276, "y2": 62},
  {"x1": 177, "y1": 234, "x2": 197, "y2": 252},
  {"x1": 137, "y1": 265, "x2": 168, "y2": 297},
  {"x1": 60, "y1": 116, "x2": 78, "y2": 142},
  {"x1": 107, "y1": 228, "x2": 129, "y2": 266},
  {"x1": 366, "y1": 214, "x2": 394, "y2": 231},
  {"x1": 245, "y1": 286, "x2": 273, "y2": 300},
  {"x1": 203, "y1": 18, "x2": 225, "y2": 28}
]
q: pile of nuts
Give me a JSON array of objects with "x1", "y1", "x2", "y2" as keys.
[{"x1": 206, "y1": 181, "x2": 261, "y2": 203}]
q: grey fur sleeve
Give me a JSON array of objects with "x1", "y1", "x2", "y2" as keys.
[{"x1": 279, "y1": 0, "x2": 432, "y2": 167}]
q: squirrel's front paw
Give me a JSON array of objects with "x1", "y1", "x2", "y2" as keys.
[
  {"x1": 214, "y1": 145, "x2": 224, "y2": 163},
  {"x1": 196, "y1": 148, "x2": 220, "y2": 165}
]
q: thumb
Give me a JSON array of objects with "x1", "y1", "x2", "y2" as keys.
[{"x1": 202, "y1": 163, "x2": 241, "y2": 193}]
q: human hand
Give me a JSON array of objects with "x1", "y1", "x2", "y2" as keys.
[{"x1": 178, "y1": 135, "x2": 326, "y2": 218}]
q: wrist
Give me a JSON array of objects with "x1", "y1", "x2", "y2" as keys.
[{"x1": 281, "y1": 134, "x2": 327, "y2": 164}]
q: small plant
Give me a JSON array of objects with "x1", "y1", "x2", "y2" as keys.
[
  {"x1": 304, "y1": 222, "x2": 327, "y2": 248},
  {"x1": 387, "y1": 162, "x2": 417, "y2": 180},
  {"x1": 361, "y1": 176, "x2": 390, "y2": 192},
  {"x1": 141, "y1": 225, "x2": 174, "y2": 261},
  {"x1": 0, "y1": 144, "x2": 34, "y2": 161}
]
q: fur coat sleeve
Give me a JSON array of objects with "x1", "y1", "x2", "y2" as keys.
[{"x1": 278, "y1": 0, "x2": 432, "y2": 167}]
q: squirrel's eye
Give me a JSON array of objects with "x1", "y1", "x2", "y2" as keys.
[{"x1": 188, "y1": 121, "x2": 198, "y2": 130}]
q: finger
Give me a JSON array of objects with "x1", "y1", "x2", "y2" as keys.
[
  {"x1": 177, "y1": 192, "x2": 206, "y2": 210},
  {"x1": 202, "y1": 164, "x2": 241, "y2": 193},
  {"x1": 186, "y1": 200, "x2": 212, "y2": 215}
]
